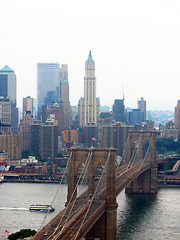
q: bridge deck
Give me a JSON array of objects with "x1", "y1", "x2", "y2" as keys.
[{"x1": 32, "y1": 162, "x2": 151, "y2": 240}]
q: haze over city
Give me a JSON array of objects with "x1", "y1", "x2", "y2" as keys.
[{"x1": 0, "y1": 0, "x2": 180, "y2": 111}]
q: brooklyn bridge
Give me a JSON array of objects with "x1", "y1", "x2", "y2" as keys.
[{"x1": 31, "y1": 130, "x2": 157, "y2": 240}]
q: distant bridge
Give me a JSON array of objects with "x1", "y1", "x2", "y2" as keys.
[{"x1": 32, "y1": 131, "x2": 157, "y2": 240}]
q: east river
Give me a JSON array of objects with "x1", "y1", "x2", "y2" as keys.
[{"x1": 0, "y1": 182, "x2": 179, "y2": 240}]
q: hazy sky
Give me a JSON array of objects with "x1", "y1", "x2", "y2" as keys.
[{"x1": 0, "y1": 0, "x2": 180, "y2": 111}]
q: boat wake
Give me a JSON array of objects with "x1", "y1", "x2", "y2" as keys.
[{"x1": 0, "y1": 207, "x2": 29, "y2": 211}]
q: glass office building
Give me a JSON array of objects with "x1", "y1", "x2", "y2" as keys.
[
  {"x1": 0, "y1": 65, "x2": 18, "y2": 134},
  {"x1": 37, "y1": 63, "x2": 59, "y2": 120},
  {"x1": 0, "y1": 65, "x2": 16, "y2": 107}
]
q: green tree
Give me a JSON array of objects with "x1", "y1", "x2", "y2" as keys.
[
  {"x1": 8, "y1": 229, "x2": 36, "y2": 240},
  {"x1": 159, "y1": 146, "x2": 167, "y2": 154},
  {"x1": 21, "y1": 150, "x2": 31, "y2": 158},
  {"x1": 176, "y1": 148, "x2": 180, "y2": 154},
  {"x1": 157, "y1": 138, "x2": 180, "y2": 154}
]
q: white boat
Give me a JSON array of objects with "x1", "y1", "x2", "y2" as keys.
[
  {"x1": 29, "y1": 204, "x2": 55, "y2": 212},
  {"x1": 0, "y1": 174, "x2": 4, "y2": 183}
]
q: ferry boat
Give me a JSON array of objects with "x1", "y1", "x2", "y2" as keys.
[{"x1": 29, "y1": 204, "x2": 55, "y2": 212}]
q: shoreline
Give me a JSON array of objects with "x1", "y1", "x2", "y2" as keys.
[{"x1": 2, "y1": 179, "x2": 180, "y2": 188}]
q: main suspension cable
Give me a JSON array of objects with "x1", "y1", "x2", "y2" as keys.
[
  {"x1": 134, "y1": 135, "x2": 153, "y2": 176},
  {"x1": 73, "y1": 151, "x2": 111, "y2": 240},
  {"x1": 39, "y1": 151, "x2": 73, "y2": 230},
  {"x1": 52, "y1": 150, "x2": 93, "y2": 238},
  {"x1": 127, "y1": 134, "x2": 142, "y2": 169}
]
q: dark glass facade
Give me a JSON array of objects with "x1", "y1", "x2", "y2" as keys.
[
  {"x1": 0, "y1": 75, "x2": 8, "y2": 98},
  {"x1": 84, "y1": 125, "x2": 98, "y2": 147},
  {"x1": 30, "y1": 122, "x2": 41, "y2": 155},
  {"x1": 128, "y1": 109, "x2": 145, "y2": 125},
  {"x1": 30, "y1": 122, "x2": 58, "y2": 160},
  {"x1": 37, "y1": 63, "x2": 60, "y2": 120},
  {"x1": 113, "y1": 99, "x2": 126, "y2": 123},
  {"x1": 41, "y1": 124, "x2": 58, "y2": 159}
]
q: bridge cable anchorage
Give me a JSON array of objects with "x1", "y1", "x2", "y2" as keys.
[
  {"x1": 134, "y1": 135, "x2": 153, "y2": 177},
  {"x1": 127, "y1": 134, "x2": 142, "y2": 170},
  {"x1": 52, "y1": 150, "x2": 93, "y2": 239},
  {"x1": 39, "y1": 151, "x2": 73, "y2": 230},
  {"x1": 72, "y1": 151, "x2": 112, "y2": 240}
]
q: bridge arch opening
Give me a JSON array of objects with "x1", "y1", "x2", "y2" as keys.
[{"x1": 95, "y1": 162, "x2": 106, "y2": 182}]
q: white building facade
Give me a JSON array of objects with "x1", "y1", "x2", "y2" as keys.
[{"x1": 78, "y1": 51, "x2": 100, "y2": 127}]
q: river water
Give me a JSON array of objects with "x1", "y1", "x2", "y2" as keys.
[{"x1": 0, "y1": 182, "x2": 179, "y2": 240}]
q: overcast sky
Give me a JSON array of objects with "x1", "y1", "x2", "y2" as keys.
[{"x1": 0, "y1": 0, "x2": 180, "y2": 111}]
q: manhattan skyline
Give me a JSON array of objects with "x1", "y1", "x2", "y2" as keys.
[{"x1": 0, "y1": 0, "x2": 180, "y2": 111}]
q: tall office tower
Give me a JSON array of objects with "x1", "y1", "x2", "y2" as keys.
[
  {"x1": 137, "y1": 97, "x2": 146, "y2": 120},
  {"x1": 113, "y1": 99, "x2": 126, "y2": 123},
  {"x1": 40, "y1": 122, "x2": 58, "y2": 160},
  {"x1": 0, "y1": 97, "x2": 11, "y2": 135},
  {"x1": 0, "y1": 135, "x2": 22, "y2": 160},
  {"x1": 41, "y1": 102, "x2": 64, "y2": 136},
  {"x1": 84, "y1": 124, "x2": 98, "y2": 147},
  {"x1": 0, "y1": 65, "x2": 16, "y2": 106},
  {"x1": 59, "y1": 64, "x2": 72, "y2": 129},
  {"x1": 128, "y1": 109, "x2": 144, "y2": 125},
  {"x1": 23, "y1": 96, "x2": 33, "y2": 117},
  {"x1": 20, "y1": 111, "x2": 34, "y2": 151},
  {"x1": 0, "y1": 97, "x2": 11, "y2": 126},
  {"x1": 97, "y1": 112, "x2": 114, "y2": 147},
  {"x1": 175, "y1": 100, "x2": 180, "y2": 139},
  {"x1": 102, "y1": 123, "x2": 133, "y2": 156},
  {"x1": 30, "y1": 120, "x2": 41, "y2": 155},
  {"x1": 0, "y1": 65, "x2": 18, "y2": 134},
  {"x1": 78, "y1": 51, "x2": 100, "y2": 127},
  {"x1": 30, "y1": 121, "x2": 58, "y2": 159},
  {"x1": 37, "y1": 63, "x2": 59, "y2": 120}
]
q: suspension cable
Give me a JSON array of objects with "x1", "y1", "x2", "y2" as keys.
[
  {"x1": 134, "y1": 135, "x2": 153, "y2": 176},
  {"x1": 52, "y1": 149, "x2": 93, "y2": 238},
  {"x1": 115, "y1": 134, "x2": 130, "y2": 168},
  {"x1": 73, "y1": 151, "x2": 111, "y2": 240},
  {"x1": 127, "y1": 134, "x2": 142, "y2": 169},
  {"x1": 121, "y1": 133, "x2": 130, "y2": 163},
  {"x1": 116, "y1": 134, "x2": 139, "y2": 179},
  {"x1": 39, "y1": 151, "x2": 73, "y2": 230},
  {"x1": 129, "y1": 134, "x2": 142, "y2": 168}
]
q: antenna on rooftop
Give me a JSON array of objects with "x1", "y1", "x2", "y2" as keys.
[{"x1": 122, "y1": 84, "x2": 125, "y2": 101}]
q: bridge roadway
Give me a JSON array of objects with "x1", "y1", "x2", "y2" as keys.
[{"x1": 32, "y1": 162, "x2": 151, "y2": 240}]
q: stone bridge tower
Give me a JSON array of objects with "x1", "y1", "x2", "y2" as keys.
[
  {"x1": 67, "y1": 148, "x2": 117, "y2": 240},
  {"x1": 125, "y1": 131, "x2": 157, "y2": 194}
]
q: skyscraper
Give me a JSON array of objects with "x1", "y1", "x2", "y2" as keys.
[
  {"x1": 30, "y1": 121, "x2": 58, "y2": 159},
  {"x1": 20, "y1": 111, "x2": 34, "y2": 151},
  {"x1": 37, "y1": 63, "x2": 59, "y2": 119},
  {"x1": 137, "y1": 97, "x2": 146, "y2": 121},
  {"x1": 23, "y1": 96, "x2": 33, "y2": 117},
  {"x1": 175, "y1": 100, "x2": 180, "y2": 139},
  {"x1": 0, "y1": 65, "x2": 18, "y2": 134},
  {"x1": 0, "y1": 97, "x2": 11, "y2": 126},
  {"x1": 78, "y1": 51, "x2": 100, "y2": 127},
  {"x1": 0, "y1": 65, "x2": 16, "y2": 107},
  {"x1": 113, "y1": 99, "x2": 126, "y2": 123},
  {"x1": 41, "y1": 102, "x2": 64, "y2": 136},
  {"x1": 59, "y1": 64, "x2": 72, "y2": 129}
]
